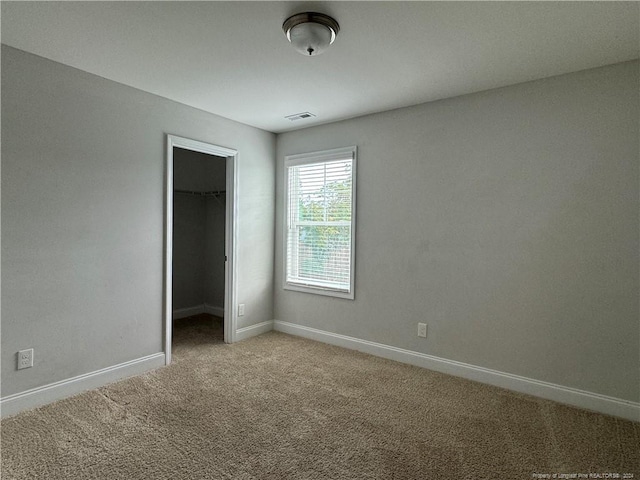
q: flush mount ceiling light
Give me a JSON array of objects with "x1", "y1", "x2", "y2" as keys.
[{"x1": 282, "y1": 12, "x2": 340, "y2": 56}]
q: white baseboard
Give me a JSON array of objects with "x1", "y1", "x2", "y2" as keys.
[
  {"x1": 273, "y1": 320, "x2": 639, "y2": 422},
  {"x1": 236, "y1": 320, "x2": 274, "y2": 342},
  {"x1": 173, "y1": 305, "x2": 204, "y2": 320},
  {"x1": 204, "y1": 304, "x2": 225, "y2": 318},
  {"x1": 173, "y1": 304, "x2": 224, "y2": 320},
  {"x1": 0, "y1": 352, "x2": 166, "y2": 418}
]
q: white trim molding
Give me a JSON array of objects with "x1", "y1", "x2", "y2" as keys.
[
  {"x1": 283, "y1": 146, "x2": 357, "y2": 300},
  {"x1": 165, "y1": 134, "x2": 239, "y2": 366},
  {"x1": 173, "y1": 304, "x2": 225, "y2": 320},
  {"x1": 204, "y1": 304, "x2": 225, "y2": 318},
  {"x1": 236, "y1": 321, "x2": 274, "y2": 342},
  {"x1": 0, "y1": 353, "x2": 165, "y2": 418},
  {"x1": 173, "y1": 305, "x2": 205, "y2": 320},
  {"x1": 273, "y1": 321, "x2": 639, "y2": 422}
]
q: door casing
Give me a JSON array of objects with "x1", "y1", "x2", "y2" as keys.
[{"x1": 164, "y1": 134, "x2": 238, "y2": 364}]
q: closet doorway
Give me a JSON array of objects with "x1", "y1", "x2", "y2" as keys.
[{"x1": 164, "y1": 135, "x2": 238, "y2": 365}]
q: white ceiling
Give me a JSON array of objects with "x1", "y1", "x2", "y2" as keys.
[{"x1": 2, "y1": 1, "x2": 638, "y2": 133}]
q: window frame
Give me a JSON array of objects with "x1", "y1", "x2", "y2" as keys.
[{"x1": 283, "y1": 146, "x2": 357, "y2": 300}]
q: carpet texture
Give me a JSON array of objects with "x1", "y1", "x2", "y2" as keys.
[{"x1": 1, "y1": 314, "x2": 638, "y2": 479}]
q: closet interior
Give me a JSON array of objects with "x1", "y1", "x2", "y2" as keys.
[{"x1": 172, "y1": 147, "x2": 227, "y2": 329}]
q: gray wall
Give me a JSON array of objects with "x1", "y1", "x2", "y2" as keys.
[
  {"x1": 1, "y1": 46, "x2": 275, "y2": 398},
  {"x1": 205, "y1": 197, "x2": 226, "y2": 309},
  {"x1": 172, "y1": 149, "x2": 226, "y2": 311},
  {"x1": 173, "y1": 149, "x2": 226, "y2": 192},
  {"x1": 172, "y1": 195, "x2": 206, "y2": 310},
  {"x1": 275, "y1": 61, "x2": 639, "y2": 402}
]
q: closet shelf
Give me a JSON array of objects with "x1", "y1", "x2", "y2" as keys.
[{"x1": 174, "y1": 189, "x2": 225, "y2": 197}]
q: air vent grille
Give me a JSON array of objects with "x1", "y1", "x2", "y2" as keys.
[{"x1": 285, "y1": 112, "x2": 316, "y2": 121}]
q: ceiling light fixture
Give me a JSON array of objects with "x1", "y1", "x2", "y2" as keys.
[{"x1": 282, "y1": 12, "x2": 340, "y2": 56}]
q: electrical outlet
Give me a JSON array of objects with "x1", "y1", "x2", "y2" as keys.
[
  {"x1": 18, "y1": 349, "x2": 34, "y2": 370},
  {"x1": 417, "y1": 323, "x2": 427, "y2": 338},
  {"x1": 238, "y1": 304, "x2": 245, "y2": 317}
]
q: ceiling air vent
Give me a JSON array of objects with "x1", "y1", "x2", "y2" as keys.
[{"x1": 285, "y1": 112, "x2": 316, "y2": 121}]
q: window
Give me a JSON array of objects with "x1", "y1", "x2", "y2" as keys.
[{"x1": 284, "y1": 146, "x2": 357, "y2": 299}]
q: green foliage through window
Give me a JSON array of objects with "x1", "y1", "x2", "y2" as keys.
[{"x1": 285, "y1": 152, "x2": 355, "y2": 296}]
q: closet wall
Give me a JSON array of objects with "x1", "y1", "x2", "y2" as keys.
[{"x1": 173, "y1": 148, "x2": 226, "y2": 315}]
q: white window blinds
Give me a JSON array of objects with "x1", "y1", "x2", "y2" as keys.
[{"x1": 284, "y1": 147, "x2": 356, "y2": 298}]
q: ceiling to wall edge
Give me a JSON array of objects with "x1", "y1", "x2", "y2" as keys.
[
  {"x1": 271, "y1": 58, "x2": 639, "y2": 136},
  {"x1": 2, "y1": 44, "x2": 637, "y2": 136}
]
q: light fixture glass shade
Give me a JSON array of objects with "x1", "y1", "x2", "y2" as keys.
[
  {"x1": 283, "y1": 12, "x2": 340, "y2": 56},
  {"x1": 289, "y1": 22, "x2": 333, "y2": 56}
]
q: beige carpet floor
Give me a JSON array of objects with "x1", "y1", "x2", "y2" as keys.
[{"x1": 1, "y1": 314, "x2": 638, "y2": 479}]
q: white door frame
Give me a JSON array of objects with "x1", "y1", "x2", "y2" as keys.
[{"x1": 165, "y1": 134, "x2": 238, "y2": 364}]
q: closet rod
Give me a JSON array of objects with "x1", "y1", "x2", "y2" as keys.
[{"x1": 174, "y1": 189, "x2": 226, "y2": 197}]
